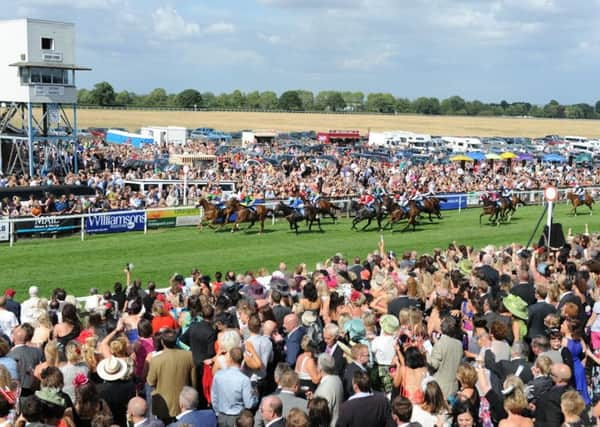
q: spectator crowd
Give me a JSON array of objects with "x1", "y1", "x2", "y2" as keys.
[
  {"x1": 1, "y1": 139, "x2": 600, "y2": 218},
  {"x1": 0, "y1": 222, "x2": 597, "y2": 426}
]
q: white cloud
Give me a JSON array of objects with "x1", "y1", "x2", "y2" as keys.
[
  {"x1": 19, "y1": 0, "x2": 122, "y2": 9},
  {"x1": 204, "y1": 21, "x2": 236, "y2": 34},
  {"x1": 338, "y1": 47, "x2": 396, "y2": 71},
  {"x1": 257, "y1": 32, "x2": 283, "y2": 44},
  {"x1": 152, "y1": 6, "x2": 200, "y2": 40}
]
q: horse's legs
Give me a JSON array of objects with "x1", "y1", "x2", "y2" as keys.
[
  {"x1": 317, "y1": 217, "x2": 323, "y2": 232},
  {"x1": 361, "y1": 217, "x2": 372, "y2": 231},
  {"x1": 428, "y1": 212, "x2": 433, "y2": 223}
]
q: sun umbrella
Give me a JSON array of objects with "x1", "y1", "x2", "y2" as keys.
[
  {"x1": 467, "y1": 151, "x2": 486, "y2": 161},
  {"x1": 485, "y1": 153, "x2": 501, "y2": 160},
  {"x1": 450, "y1": 155, "x2": 473, "y2": 161},
  {"x1": 517, "y1": 153, "x2": 534, "y2": 161},
  {"x1": 500, "y1": 152, "x2": 518, "y2": 159},
  {"x1": 542, "y1": 153, "x2": 565, "y2": 163}
]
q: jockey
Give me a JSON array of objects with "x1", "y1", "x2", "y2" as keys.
[
  {"x1": 308, "y1": 189, "x2": 320, "y2": 205},
  {"x1": 426, "y1": 180, "x2": 436, "y2": 197},
  {"x1": 397, "y1": 191, "x2": 409, "y2": 211},
  {"x1": 410, "y1": 188, "x2": 423, "y2": 209},
  {"x1": 373, "y1": 184, "x2": 386, "y2": 202},
  {"x1": 573, "y1": 183, "x2": 586, "y2": 201},
  {"x1": 288, "y1": 194, "x2": 305, "y2": 216},
  {"x1": 359, "y1": 190, "x2": 375, "y2": 211},
  {"x1": 241, "y1": 194, "x2": 256, "y2": 210},
  {"x1": 500, "y1": 185, "x2": 513, "y2": 208}
]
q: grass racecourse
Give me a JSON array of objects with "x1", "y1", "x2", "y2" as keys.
[{"x1": 0, "y1": 203, "x2": 594, "y2": 296}]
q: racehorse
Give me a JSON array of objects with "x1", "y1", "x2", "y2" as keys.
[
  {"x1": 351, "y1": 201, "x2": 386, "y2": 231},
  {"x1": 384, "y1": 202, "x2": 420, "y2": 232},
  {"x1": 566, "y1": 191, "x2": 594, "y2": 216},
  {"x1": 301, "y1": 197, "x2": 323, "y2": 232},
  {"x1": 197, "y1": 198, "x2": 226, "y2": 231},
  {"x1": 224, "y1": 198, "x2": 273, "y2": 233},
  {"x1": 503, "y1": 195, "x2": 527, "y2": 220},
  {"x1": 275, "y1": 201, "x2": 322, "y2": 234},
  {"x1": 420, "y1": 196, "x2": 447, "y2": 222},
  {"x1": 315, "y1": 198, "x2": 340, "y2": 223},
  {"x1": 479, "y1": 199, "x2": 502, "y2": 226}
]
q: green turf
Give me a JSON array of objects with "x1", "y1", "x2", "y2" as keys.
[{"x1": 0, "y1": 203, "x2": 594, "y2": 297}]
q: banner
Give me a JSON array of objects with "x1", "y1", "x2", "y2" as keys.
[
  {"x1": 147, "y1": 208, "x2": 200, "y2": 228},
  {"x1": 438, "y1": 193, "x2": 468, "y2": 210},
  {"x1": 14, "y1": 216, "x2": 79, "y2": 235},
  {"x1": 0, "y1": 220, "x2": 8, "y2": 242},
  {"x1": 85, "y1": 211, "x2": 145, "y2": 234}
]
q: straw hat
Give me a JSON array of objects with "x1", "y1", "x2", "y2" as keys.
[{"x1": 97, "y1": 357, "x2": 128, "y2": 381}]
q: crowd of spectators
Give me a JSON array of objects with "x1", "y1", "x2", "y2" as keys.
[
  {"x1": 1, "y1": 139, "x2": 600, "y2": 218},
  {"x1": 0, "y1": 224, "x2": 598, "y2": 426}
]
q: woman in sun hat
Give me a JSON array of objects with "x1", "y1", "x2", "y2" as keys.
[
  {"x1": 95, "y1": 356, "x2": 136, "y2": 427},
  {"x1": 371, "y1": 314, "x2": 400, "y2": 395},
  {"x1": 502, "y1": 294, "x2": 528, "y2": 342}
]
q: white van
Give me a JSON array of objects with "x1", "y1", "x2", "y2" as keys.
[{"x1": 442, "y1": 137, "x2": 483, "y2": 153}]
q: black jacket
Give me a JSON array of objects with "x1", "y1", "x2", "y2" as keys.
[
  {"x1": 180, "y1": 318, "x2": 217, "y2": 367},
  {"x1": 534, "y1": 384, "x2": 570, "y2": 427},
  {"x1": 336, "y1": 393, "x2": 395, "y2": 427},
  {"x1": 511, "y1": 283, "x2": 536, "y2": 305},
  {"x1": 387, "y1": 296, "x2": 417, "y2": 318},
  {"x1": 527, "y1": 301, "x2": 556, "y2": 340}
]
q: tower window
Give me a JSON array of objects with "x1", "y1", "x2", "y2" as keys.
[{"x1": 41, "y1": 37, "x2": 54, "y2": 50}]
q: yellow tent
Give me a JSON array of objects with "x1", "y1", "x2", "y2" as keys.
[
  {"x1": 450, "y1": 155, "x2": 473, "y2": 161},
  {"x1": 500, "y1": 152, "x2": 517, "y2": 159}
]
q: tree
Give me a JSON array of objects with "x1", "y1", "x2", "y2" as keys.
[
  {"x1": 259, "y1": 91, "x2": 278, "y2": 110},
  {"x1": 395, "y1": 97, "x2": 411, "y2": 113},
  {"x1": 230, "y1": 90, "x2": 246, "y2": 108},
  {"x1": 365, "y1": 93, "x2": 396, "y2": 113},
  {"x1": 245, "y1": 91, "x2": 261, "y2": 109},
  {"x1": 145, "y1": 88, "x2": 168, "y2": 106},
  {"x1": 595, "y1": 100, "x2": 600, "y2": 114},
  {"x1": 411, "y1": 97, "x2": 440, "y2": 115},
  {"x1": 296, "y1": 90, "x2": 314, "y2": 111},
  {"x1": 543, "y1": 100, "x2": 565, "y2": 118},
  {"x1": 77, "y1": 89, "x2": 92, "y2": 104},
  {"x1": 325, "y1": 92, "x2": 346, "y2": 111},
  {"x1": 115, "y1": 90, "x2": 134, "y2": 106},
  {"x1": 278, "y1": 90, "x2": 302, "y2": 110},
  {"x1": 201, "y1": 92, "x2": 216, "y2": 108},
  {"x1": 565, "y1": 105, "x2": 584, "y2": 119},
  {"x1": 174, "y1": 89, "x2": 202, "y2": 108},
  {"x1": 88, "y1": 81, "x2": 115, "y2": 106},
  {"x1": 441, "y1": 96, "x2": 466, "y2": 115}
]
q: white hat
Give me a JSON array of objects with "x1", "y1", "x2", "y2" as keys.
[
  {"x1": 97, "y1": 357, "x2": 128, "y2": 381},
  {"x1": 29, "y1": 286, "x2": 39, "y2": 297}
]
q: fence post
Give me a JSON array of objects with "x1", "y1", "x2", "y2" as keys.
[
  {"x1": 458, "y1": 195, "x2": 462, "y2": 215},
  {"x1": 144, "y1": 211, "x2": 148, "y2": 235},
  {"x1": 80, "y1": 216, "x2": 84, "y2": 241},
  {"x1": 9, "y1": 220, "x2": 13, "y2": 248}
]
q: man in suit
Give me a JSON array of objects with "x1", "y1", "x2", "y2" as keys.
[
  {"x1": 527, "y1": 284, "x2": 556, "y2": 341},
  {"x1": 427, "y1": 316, "x2": 463, "y2": 399},
  {"x1": 180, "y1": 304, "x2": 217, "y2": 409},
  {"x1": 314, "y1": 353, "x2": 344, "y2": 427},
  {"x1": 557, "y1": 279, "x2": 584, "y2": 321},
  {"x1": 254, "y1": 370, "x2": 307, "y2": 427},
  {"x1": 323, "y1": 323, "x2": 346, "y2": 376},
  {"x1": 336, "y1": 371, "x2": 395, "y2": 427},
  {"x1": 511, "y1": 268, "x2": 536, "y2": 305},
  {"x1": 387, "y1": 283, "x2": 416, "y2": 318},
  {"x1": 283, "y1": 314, "x2": 305, "y2": 368},
  {"x1": 127, "y1": 397, "x2": 165, "y2": 427},
  {"x1": 534, "y1": 363, "x2": 572, "y2": 427},
  {"x1": 484, "y1": 341, "x2": 533, "y2": 394},
  {"x1": 391, "y1": 396, "x2": 420, "y2": 427},
  {"x1": 258, "y1": 395, "x2": 285, "y2": 427},
  {"x1": 168, "y1": 386, "x2": 217, "y2": 427},
  {"x1": 147, "y1": 329, "x2": 197, "y2": 424},
  {"x1": 342, "y1": 343, "x2": 370, "y2": 399}
]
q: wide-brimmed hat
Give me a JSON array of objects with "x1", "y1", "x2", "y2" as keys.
[
  {"x1": 270, "y1": 278, "x2": 290, "y2": 296},
  {"x1": 344, "y1": 319, "x2": 366, "y2": 342},
  {"x1": 97, "y1": 357, "x2": 128, "y2": 381},
  {"x1": 458, "y1": 259, "x2": 473, "y2": 276},
  {"x1": 35, "y1": 387, "x2": 65, "y2": 407},
  {"x1": 380, "y1": 314, "x2": 400, "y2": 335},
  {"x1": 503, "y1": 294, "x2": 528, "y2": 320},
  {"x1": 301, "y1": 311, "x2": 317, "y2": 327}
]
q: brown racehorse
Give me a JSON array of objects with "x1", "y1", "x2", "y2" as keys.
[
  {"x1": 566, "y1": 192, "x2": 594, "y2": 216},
  {"x1": 420, "y1": 197, "x2": 447, "y2": 222},
  {"x1": 301, "y1": 197, "x2": 323, "y2": 232},
  {"x1": 226, "y1": 199, "x2": 273, "y2": 233},
  {"x1": 384, "y1": 206, "x2": 410, "y2": 231},
  {"x1": 315, "y1": 199, "x2": 340, "y2": 223},
  {"x1": 479, "y1": 199, "x2": 502, "y2": 226},
  {"x1": 401, "y1": 201, "x2": 421, "y2": 232},
  {"x1": 504, "y1": 195, "x2": 527, "y2": 220},
  {"x1": 197, "y1": 198, "x2": 226, "y2": 231}
]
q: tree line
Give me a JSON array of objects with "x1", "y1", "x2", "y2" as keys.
[{"x1": 78, "y1": 81, "x2": 600, "y2": 119}]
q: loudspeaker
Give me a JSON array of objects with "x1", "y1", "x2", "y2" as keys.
[{"x1": 538, "y1": 223, "x2": 566, "y2": 249}]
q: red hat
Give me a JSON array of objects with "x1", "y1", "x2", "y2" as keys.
[{"x1": 4, "y1": 289, "x2": 15, "y2": 297}]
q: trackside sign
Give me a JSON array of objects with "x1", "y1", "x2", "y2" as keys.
[{"x1": 85, "y1": 211, "x2": 146, "y2": 234}]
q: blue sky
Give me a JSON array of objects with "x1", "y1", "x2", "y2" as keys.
[{"x1": 4, "y1": 0, "x2": 600, "y2": 104}]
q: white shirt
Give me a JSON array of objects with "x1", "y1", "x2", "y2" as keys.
[
  {"x1": 176, "y1": 409, "x2": 193, "y2": 420},
  {"x1": 133, "y1": 419, "x2": 148, "y2": 427},
  {"x1": 0, "y1": 310, "x2": 18, "y2": 338},
  {"x1": 20, "y1": 296, "x2": 40, "y2": 324},
  {"x1": 266, "y1": 417, "x2": 284, "y2": 427}
]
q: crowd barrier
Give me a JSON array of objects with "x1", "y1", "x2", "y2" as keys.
[{"x1": 1, "y1": 187, "x2": 598, "y2": 247}]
